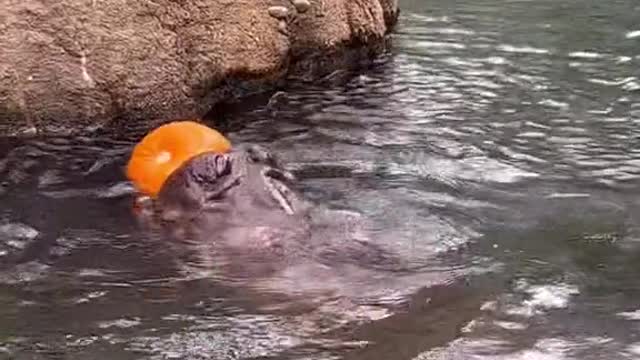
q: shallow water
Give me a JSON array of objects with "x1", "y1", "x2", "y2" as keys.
[{"x1": 2, "y1": 0, "x2": 640, "y2": 359}]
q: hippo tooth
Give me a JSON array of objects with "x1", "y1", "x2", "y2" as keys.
[
  {"x1": 291, "y1": 0, "x2": 311, "y2": 13},
  {"x1": 268, "y1": 6, "x2": 289, "y2": 20}
]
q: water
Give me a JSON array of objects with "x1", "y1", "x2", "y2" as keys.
[{"x1": 1, "y1": 0, "x2": 640, "y2": 358}]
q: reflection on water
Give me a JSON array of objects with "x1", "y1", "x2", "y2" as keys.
[{"x1": 2, "y1": 0, "x2": 640, "y2": 358}]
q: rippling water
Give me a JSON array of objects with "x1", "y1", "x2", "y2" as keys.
[{"x1": 2, "y1": 0, "x2": 640, "y2": 359}]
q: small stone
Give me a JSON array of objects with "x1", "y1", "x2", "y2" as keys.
[
  {"x1": 277, "y1": 20, "x2": 289, "y2": 35},
  {"x1": 268, "y1": 6, "x2": 289, "y2": 20},
  {"x1": 292, "y1": 0, "x2": 311, "y2": 13}
]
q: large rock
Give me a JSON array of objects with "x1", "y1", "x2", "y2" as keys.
[{"x1": 0, "y1": 0, "x2": 399, "y2": 135}]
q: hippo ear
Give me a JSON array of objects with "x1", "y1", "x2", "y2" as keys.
[
  {"x1": 246, "y1": 144, "x2": 296, "y2": 181},
  {"x1": 246, "y1": 145, "x2": 283, "y2": 167}
]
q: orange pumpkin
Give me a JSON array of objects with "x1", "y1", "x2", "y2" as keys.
[{"x1": 126, "y1": 120, "x2": 232, "y2": 197}]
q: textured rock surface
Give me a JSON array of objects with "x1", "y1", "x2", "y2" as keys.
[{"x1": 0, "y1": 0, "x2": 399, "y2": 135}]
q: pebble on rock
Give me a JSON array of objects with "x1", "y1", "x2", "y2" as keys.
[
  {"x1": 268, "y1": 6, "x2": 289, "y2": 20},
  {"x1": 278, "y1": 20, "x2": 289, "y2": 35},
  {"x1": 292, "y1": 0, "x2": 311, "y2": 13}
]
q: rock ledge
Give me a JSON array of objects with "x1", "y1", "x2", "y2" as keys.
[{"x1": 0, "y1": 0, "x2": 399, "y2": 136}]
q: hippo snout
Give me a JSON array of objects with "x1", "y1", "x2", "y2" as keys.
[
  {"x1": 153, "y1": 152, "x2": 236, "y2": 220},
  {"x1": 145, "y1": 146, "x2": 307, "y2": 223},
  {"x1": 187, "y1": 152, "x2": 233, "y2": 184}
]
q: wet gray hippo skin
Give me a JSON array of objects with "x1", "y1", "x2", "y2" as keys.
[{"x1": 135, "y1": 145, "x2": 402, "y2": 279}]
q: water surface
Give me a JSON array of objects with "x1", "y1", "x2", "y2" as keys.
[{"x1": 1, "y1": 0, "x2": 640, "y2": 359}]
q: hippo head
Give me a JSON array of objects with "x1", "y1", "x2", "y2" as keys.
[{"x1": 146, "y1": 145, "x2": 309, "y2": 224}]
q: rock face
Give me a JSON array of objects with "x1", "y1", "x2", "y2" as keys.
[{"x1": 0, "y1": 0, "x2": 399, "y2": 135}]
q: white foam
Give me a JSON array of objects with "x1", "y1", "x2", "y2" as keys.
[
  {"x1": 0, "y1": 223, "x2": 39, "y2": 240},
  {"x1": 624, "y1": 343, "x2": 640, "y2": 356},
  {"x1": 506, "y1": 282, "x2": 579, "y2": 317},
  {"x1": 538, "y1": 99, "x2": 569, "y2": 109},
  {"x1": 412, "y1": 337, "x2": 574, "y2": 360},
  {"x1": 497, "y1": 44, "x2": 550, "y2": 54},
  {"x1": 617, "y1": 309, "x2": 640, "y2": 320},
  {"x1": 545, "y1": 193, "x2": 591, "y2": 199},
  {"x1": 617, "y1": 56, "x2": 632, "y2": 63},
  {"x1": 625, "y1": 30, "x2": 640, "y2": 39},
  {"x1": 98, "y1": 318, "x2": 141, "y2": 329},
  {"x1": 568, "y1": 51, "x2": 603, "y2": 59},
  {"x1": 524, "y1": 283, "x2": 579, "y2": 309},
  {"x1": 494, "y1": 320, "x2": 527, "y2": 330}
]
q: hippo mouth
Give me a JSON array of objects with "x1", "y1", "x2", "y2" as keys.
[
  {"x1": 209, "y1": 146, "x2": 299, "y2": 215},
  {"x1": 195, "y1": 159, "x2": 296, "y2": 214},
  {"x1": 257, "y1": 167, "x2": 296, "y2": 215}
]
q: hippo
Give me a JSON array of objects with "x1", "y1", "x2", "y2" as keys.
[
  {"x1": 133, "y1": 144, "x2": 403, "y2": 282},
  {"x1": 128, "y1": 143, "x2": 473, "y2": 348}
]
